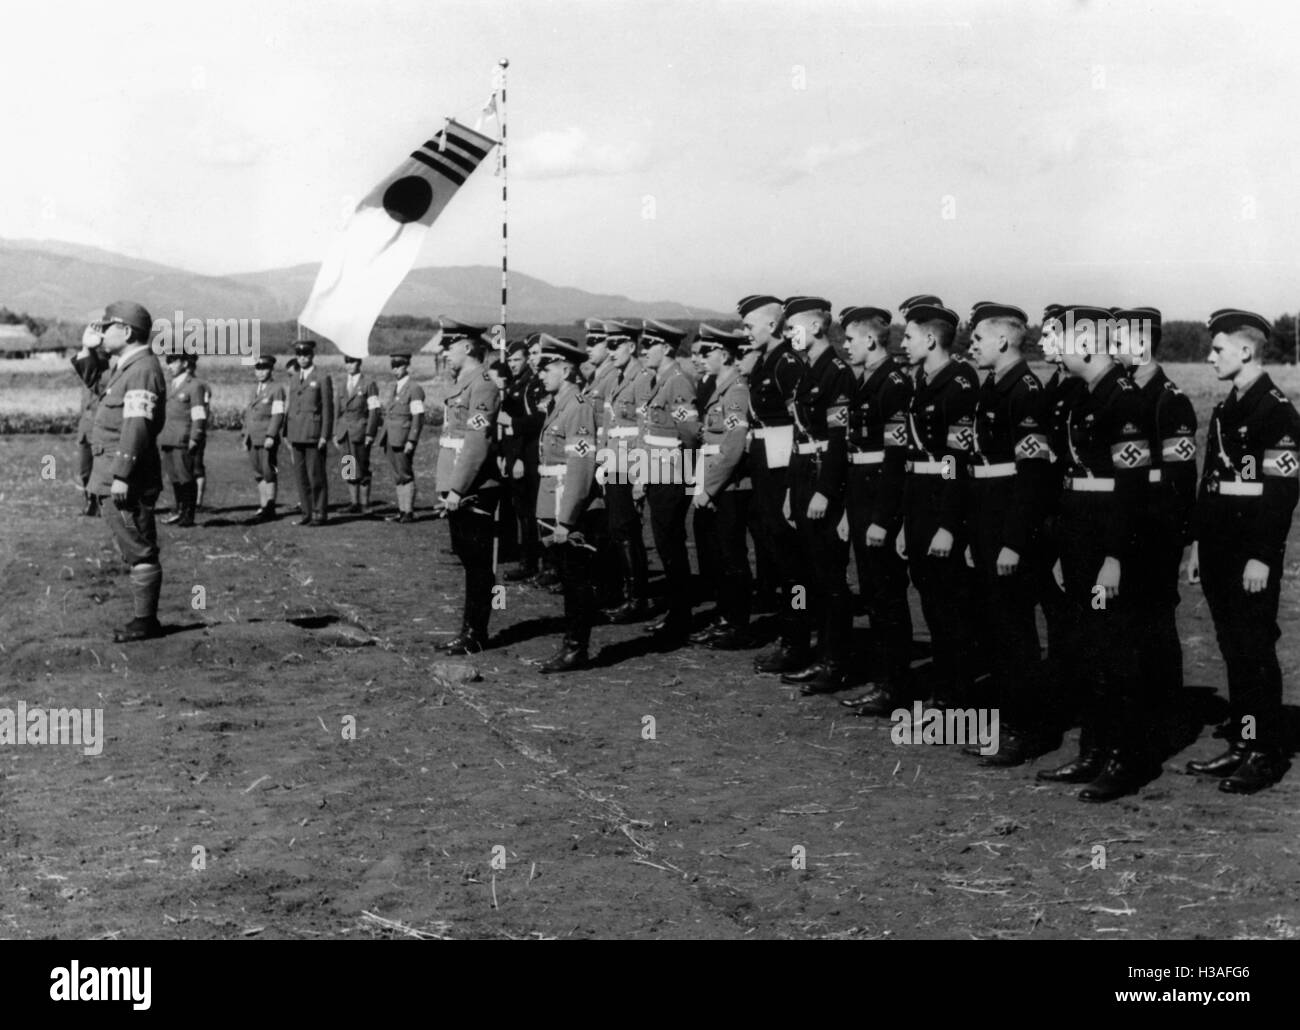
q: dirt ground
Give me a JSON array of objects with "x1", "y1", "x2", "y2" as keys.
[{"x1": 1, "y1": 429, "x2": 1298, "y2": 940}]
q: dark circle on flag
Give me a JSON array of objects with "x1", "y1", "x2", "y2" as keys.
[{"x1": 383, "y1": 176, "x2": 433, "y2": 224}]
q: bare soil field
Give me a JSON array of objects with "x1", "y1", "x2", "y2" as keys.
[{"x1": 1, "y1": 365, "x2": 1299, "y2": 940}]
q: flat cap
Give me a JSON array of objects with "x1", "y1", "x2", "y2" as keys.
[
  {"x1": 640, "y1": 319, "x2": 687, "y2": 345},
  {"x1": 253, "y1": 355, "x2": 276, "y2": 370},
  {"x1": 535, "y1": 333, "x2": 587, "y2": 367},
  {"x1": 782, "y1": 296, "x2": 832, "y2": 320},
  {"x1": 969, "y1": 302, "x2": 1028, "y2": 327},
  {"x1": 904, "y1": 303, "x2": 959, "y2": 329},
  {"x1": 839, "y1": 305, "x2": 892, "y2": 328},
  {"x1": 293, "y1": 339, "x2": 317, "y2": 354},
  {"x1": 99, "y1": 300, "x2": 154, "y2": 338},
  {"x1": 899, "y1": 294, "x2": 944, "y2": 315},
  {"x1": 737, "y1": 294, "x2": 784, "y2": 318},
  {"x1": 390, "y1": 352, "x2": 412, "y2": 366},
  {"x1": 1208, "y1": 309, "x2": 1271, "y2": 337}
]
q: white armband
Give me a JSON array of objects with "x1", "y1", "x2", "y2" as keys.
[
  {"x1": 123, "y1": 389, "x2": 157, "y2": 419},
  {"x1": 367, "y1": 395, "x2": 382, "y2": 410},
  {"x1": 271, "y1": 400, "x2": 286, "y2": 415},
  {"x1": 410, "y1": 399, "x2": 425, "y2": 415},
  {"x1": 190, "y1": 406, "x2": 207, "y2": 421}
]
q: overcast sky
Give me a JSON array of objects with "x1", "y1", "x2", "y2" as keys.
[{"x1": 2, "y1": 0, "x2": 1298, "y2": 318}]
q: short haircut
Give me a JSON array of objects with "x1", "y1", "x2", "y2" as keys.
[
  {"x1": 464, "y1": 337, "x2": 489, "y2": 363},
  {"x1": 846, "y1": 313, "x2": 890, "y2": 337},
  {"x1": 919, "y1": 317, "x2": 956, "y2": 350},
  {"x1": 981, "y1": 316, "x2": 1026, "y2": 348},
  {"x1": 1234, "y1": 326, "x2": 1268, "y2": 353}
]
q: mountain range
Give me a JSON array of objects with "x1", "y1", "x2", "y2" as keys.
[{"x1": 0, "y1": 238, "x2": 726, "y2": 324}]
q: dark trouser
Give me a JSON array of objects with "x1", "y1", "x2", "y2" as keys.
[
  {"x1": 511, "y1": 436, "x2": 541, "y2": 573},
  {"x1": 77, "y1": 437, "x2": 93, "y2": 489},
  {"x1": 605, "y1": 481, "x2": 648, "y2": 600},
  {"x1": 292, "y1": 442, "x2": 329, "y2": 518},
  {"x1": 905, "y1": 482, "x2": 977, "y2": 705},
  {"x1": 162, "y1": 446, "x2": 196, "y2": 487},
  {"x1": 692, "y1": 503, "x2": 719, "y2": 605},
  {"x1": 191, "y1": 438, "x2": 207, "y2": 479},
  {"x1": 449, "y1": 485, "x2": 499, "y2": 639},
  {"x1": 1199, "y1": 515, "x2": 1285, "y2": 750},
  {"x1": 846, "y1": 467, "x2": 911, "y2": 685},
  {"x1": 495, "y1": 455, "x2": 520, "y2": 562},
  {"x1": 386, "y1": 445, "x2": 414, "y2": 485},
  {"x1": 969, "y1": 482, "x2": 1043, "y2": 732},
  {"x1": 712, "y1": 487, "x2": 753, "y2": 628},
  {"x1": 750, "y1": 447, "x2": 808, "y2": 647},
  {"x1": 554, "y1": 507, "x2": 604, "y2": 649},
  {"x1": 1133, "y1": 522, "x2": 1186, "y2": 702},
  {"x1": 790, "y1": 454, "x2": 851, "y2": 666},
  {"x1": 647, "y1": 481, "x2": 692, "y2": 631},
  {"x1": 1056, "y1": 494, "x2": 1147, "y2": 759},
  {"x1": 103, "y1": 485, "x2": 162, "y2": 566},
  {"x1": 247, "y1": 440, "x2": 279, "y2": 481},
  {"x1": 338, "y1": 436, "x2": 372, "y2": 485}
]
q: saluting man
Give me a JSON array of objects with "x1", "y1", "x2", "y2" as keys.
[
  {"x1": 899, "y1": 298, "x2": 979, "y2": 711},
  {"x1": 639, "y1": 319, "x2": 699, "y2": 648},
  {"x1": 242, "y1": 355, "x2": 286, "y2": 523},
  {"x1": 1112, "y1": 307, "x2": 1198, "y2": 724},
  {"x1": 334, "y1": 354, "x2": 382, "y2": 514},
  {"x1": 535, "y1": 336, "x2": 601, "y2": 673},
  {"x1": 87, "y1": 301, "x2": 168, "y2": 642},
  {"x1": 1036, "y1": 305, "x2": 1154, "y2": 802},
  {"x1": 159, "y1": 352, "x2": 208, "y2": 528},
  {"x1": 836, "y1": 306, "x2": 913, "y2": 717},
  {"x1": 377, "y1": 352, "x2": 426, "y2": 522},
  {"x1": 283, "y1": 339, "x2": 334, "y2": 526},
  {"x1": 1186, "y1": 309, "x2": 1300, "y2": 794},
  {"x1": 72, "y1": 326, "x2": 112, "y2": 516},
  {"x1": 688, "y1": 324, "x2": 754, "y2": 649},
  {"x1": 778, "y1": 297, "x2": 855, "y2": 695},
  {"x1": 436, "y1": 327, "x2": 502, "y2": 655},
  {"x1": 963, "y1": 302, "x2": 1055, "y2": 764}
]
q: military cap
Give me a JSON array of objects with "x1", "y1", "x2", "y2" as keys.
[
  {"x1": 342, "y1": 352, "x2": 364, "y2": 363},
  {"x1": 97, "y1": 300, "x2": 154, "y2": 338},
  {"x1": 286, "y1": 357, "x2": 300, "y2": 372},
  {"x1": 839, "y1": 305, "x2": 892, "y2": 328},
  {"x1": 253, "y1": 355, "x2": 276, "y2": 370},
  {"x1": 438, "y1": 317, "x2": 488, "y2": 342},
  {"x1": 969, "y1": 302, "x2": 1028, "y2": 327},
  {"x1": 899, "y1": 294, "x2": 944, "y2": 315},
  {"x1": 694, "y1": 323, "x2": 747, "y2": 354},
  {"x1": 1058, "y1": 305, "x2": 1114, "y2": 324},
  {"x1": 640, "y1": 319, "x2": 686, "y2": 345},
  {"x1": 782, "y1": 296, "x2": 832, "y2": 320},
  {"x1": 506, "y1": 339, "x2": 529, "y2": 356},
  {"x1": 293, "y1": 339, "x2": 317, "y2": 355},
  {"x1": 390, "y1": 353, "x2": 412, "y2": 367},
  {"x1": 903, "y1": 302, "x2": 959, "y2": 329},
  {"x1": 1207, "y1": 309, "x2": 1271, "y2": 337},
  {"x1": 601, "y1": 319, "x2": 642, "y2": 341},
  {"x1": 535, "y1": 333, "x2": 587, "y2": 368},
  {"x1": 737, "y1": 294, "x2": 784, "y2": 318},
  {"x1": 583, "y1": 317, "x2": 607, "y2": 341}
]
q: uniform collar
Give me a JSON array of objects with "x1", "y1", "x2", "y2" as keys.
[
  {"x1": 1088, "y1": 361, "x2": 1127, "y2": 397},
  {"x1": 456, "y1": 362, "x2": 481, "y2": 387},
  {"x1": 715, "y1": 365, "x2": 741, "y2": 394},
  {"x1": 808, "y1": 345, "x2": 837, "y2": 376},
  {"x1": 114, "y1": 343, "x2": 151, "y2": 375},
  {"x1": 991, "y1": 358, "x2": 1029, "y2": 393},
  {"x1": 1132, "y1": 360, "x2": 1161, "y2": 391},
  {"x1": 553, "y1": 381, "x2": 578, "y2": 410},
  {"x1": 921, "y1": 356, "x2": 962, "y2": 391},
  {"x1": 762, "y1": 340, "x2": 794, "y2": 369},
  {"x1": 1232, "y1": 371, "x2": 1274, "y2": 411}
]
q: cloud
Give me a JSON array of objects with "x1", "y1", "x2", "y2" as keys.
[
  {"x1": 762, "y1": 136, "x2": 884, "y2": 188},
  {"x1": 512, "y1": 127, "x2": 650, "y2": 179}
]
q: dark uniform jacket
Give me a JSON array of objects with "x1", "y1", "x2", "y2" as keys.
[
  {"x1": 499, "y1": 366, "x2": 546, "y2": 459},
  {"x1": 1133, "y1": 365, "x2": 1198, "y2": 545},
  {"x1": 1059, "y1": 363, "x2": 1151, "y2": 560},
  {"x1": 1043, "y1": 369, "x2": 1084, "y2": 518},
  {"x1": 1196, "y1": 372, "x2": 1300, "y2": 563},
  {"x1": 537, "y1": 382, "x2": 597, "y2": 526},
  {"x1": 747, "y1": 340, "x2": 805, "y2": 471},
  {"x1": 903, "y1": 357, "x2": 979, "y2": 534},
  {"x1": 284, "y1": 366, "x2": 334, "y2": 444},
  {"x1": 848, "y1": 356, "x2": 912, "y2": 529},
  {"x1": 969, "y1": 360, "x2": 1053, "y2": 555},
  {"x1": 697, "y1": 367, "x2": 750, "y2": 498},
  {"x1": 334, "y1": 373, "x2": 382, "y2": 444},
  {"x1": 791, "y1": 345, "x2": 855, "y2": 502},
  {"x1": 72, "y1": 348, "x2": 111, "y2": 443},
  {"x1": 243, "y1": 380, "x2": 286, "y2": 446},
  {"x1": 158, "y1": 372, "x2": 210, "y2": 449},
  {"x1": 436, "y1": 365, "x2": 501, "y2": 497},
  {"x1": 89, "y1": 345, "x2": 167, "y2": 496},
  {"x1": 376, "y1": 375, "x2": 426, "y2": 450}
]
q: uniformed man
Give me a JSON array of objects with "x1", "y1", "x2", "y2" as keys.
[
  {"x1": 534, "y1": 336, "x2": 601, "y2": 673},
  {"x1": 283, "y1": 340, "x2": 334, "y2": 525},
  {"x1": 688, "y1": 324, "x2": 754, "y2": 648},
  {"x1": 187, "y1": 357, "x2": 213, "y2": 510},
  {"x1": 71, "y1": 327, "x2": 112, "y2": 516},
  {"x1": 1185, "y1": 309, "x2": 1299, "y2": 794},
  {"x1": 639, "y1": 318, "x2": 699, "y2": 647},
  {"x1": 899, "y1": 300, "x2": 979, "y2": 709},
  {"x1": 158, "y1": 352, "x2": 209, "y2": 528},
  {"x1": 767, "y1": 298, "x2": 854, "y2": 693},
  {"x1": 242, "y1": 355, "x2": 286, "y2": 523},
  {"x1": 689, "y1": 335, "x2": 721, "y2": 616},
  {"x1": 581, "y1": 318, "x2": 624, "y2": 611},
  {"x1": 1036, "y1": 305, "x2": 1155, "y2": 802},
  {"x1": 500, "y1": 339, "x2": 548, "y2": 579},
  {"x1": 489, "y1": 357, "x2": 519, "y2": 563},
  {"x1": 741, "y1": 295, "x2": 812, "y2": 674},
  {"x1": 835, "y1": 306, "x2": 913, "y2": 716},
  {"x1": 86, "y1": 301, "x2": 167, "y2": 642},
  {"x1": 1112, "y1": 307, "x2": 1197, "y2": 722},
  {"x1": 600, "y1": 320, "x2": 654, "y2": 622},
  {"x1": 377, "y1": 352, "x2": 426, "y2": 523},
  {"x1": 436, "y1": 328, "x2": 502, "y2": 655},
  {"x1": 333, "y1": 354, "x2": 381, "y2": 514},
  {"x1": 962, "y1": 302, "x2": 1055, "y2": 764}
]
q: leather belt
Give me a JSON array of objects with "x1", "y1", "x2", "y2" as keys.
[
  {"x1": 539, "y1": 464, "x2": 566, "y2": 477},
  {"x1": 440, "y1": 437, "x2": 464, "y2": 450},
  {"x1": 700, "y1": 444, "x2": 721, "y2": 456},
  {"x1": 1211, "y1": 479, "x2": 1263, "y2": 496},
  {"x1": 796, "y1": 440, "x2": 828, "y2": 455},
  {"x1": 971, "y1": 462, "x2": 1016, "y2": 479},
  {"x1": 850, "y1": 451, "x2": 884, "y2": 465},
  {"x1": 608, "y1": 426, "x2": 638, "y2": 438},
  {"x1": 907, "y1": 460, "x2": 946, "y2": 475},
  {"x1": 1064, "y1": 476, "x2": 1114, "y2": 492},
  {"x1": 644, "y1": 435, "x2": 681, "y2": 448}
]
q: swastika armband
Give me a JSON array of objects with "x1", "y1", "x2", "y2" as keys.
[
  {"x1": 885, "y1": 420, "x2": 909, "y2": 447},
  {"x1": 1111, "y1": 439, "x2": 1152, "y2": 469},
  {"x1": 467, "y1": 413, "x2": 490, "y2": 431},
  {"x1": 1014, "y1": 433, "x2": 1050, "y2": 460},
  {"x1": 565, "y1": 438, "x2": 593, "y2": 457},
  {"x1": 1262, "y1": 448, "x2": 1300, "y2": 478},
  {"x1": 1161, "y1": 436, "x2": 1196, "y2": 462},
  {"x1": 123, "y1": 389, "x2": 157, "y2": 419},
  {"x1": 946, "y1": 425, "x2": 973, "y2": 451},
  {"x1": 672, "y1": 405, "x2": 691, "y2": 422},
  {"x1": 723, "y1": 414, "x2": 746, "y2": 431},
  {"x1": 827, "y1": 405, "x2": 848, "y2": 428}
]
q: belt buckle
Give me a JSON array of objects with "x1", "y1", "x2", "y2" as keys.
[{"x1": 1207, "y1": 478, "x2": 1219, "y2": 495}]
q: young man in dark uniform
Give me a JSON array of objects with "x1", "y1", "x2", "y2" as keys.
[
  {"x1": 500, "y1": 339, "x2": 548, "y2": 580},
  {"x1": 283, "y1": 340, "x2": 334, "y2": 526},
  {"x1": 242, "y1": 355, "x2": 286, "y2": 523},
  {"x1": 334, "y1": 354, "x2": 381, "y2": 515}
]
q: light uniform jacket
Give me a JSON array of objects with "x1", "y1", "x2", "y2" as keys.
[
  {"x1": 639, "y1": 361, "x2": 699, "y2": 485},
  {"x1": 89, "y1": 345, "x2": 167, "y2": 495},
  {"x1": 376, "y1": 376, "x2": 426, "y2": 450},
  {"x1": 537, "y1": 382, "x2": 597, "y2": 527},
  {"x1": 244, "y1": 380, "x2": 286, "y2": 445},
  {"x1": 284, "y1": 366, "x2": 334, "y2": 444},
  {"x1": 583, "y1": 358, "x2": 622, "y2": 445},
  {"x1": 334, "y1": 374, "x2": 382, "y2": 444},
  {"x1": 436, "y1": 364, "x2": 501, "y2": 497},
  {"x1": 604, "y1": 358, "x2": 645, "y2": 457},
  {"x1": 696, "y1": 366, "x2": 751, "y2": 499},
  {"x1": 158, "y1": 371, "x2": 209, "y2": 449}
]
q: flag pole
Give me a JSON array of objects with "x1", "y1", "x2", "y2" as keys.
[{"x1": 492, "y1": 57, "x2": 509, "y2": 580}]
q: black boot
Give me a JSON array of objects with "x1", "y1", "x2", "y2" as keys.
[
  {"x1": 540, "y1": 639, "x2": 588, "y2": 674},
  {"x1": 1219, "y1": 750, "x2": 1290, "y2": 794},
  {"x1": 1186, "y1": 740, "x2": 1250, "y2": 778},
  {"x1": 754, "y1": 640, "x2": 812, "y2": 675},
  {"x1": 707, "y1": 624, "x2": 755, "y2": 651},
  {"x1": 843, "y1": 683, "x2": 901, "y2": 717},
  {"x1": 504, "y1": 563, "x2": 538, "y2": 583},
  {"x1": 1037, "y1": 746, "x2": 1107, "y2": 784},
  {"x1": 781, "y1": 662, "x2": 848, "y2": 695},
  {"x1": 442, "y1": 629, "x2": 486, "y2": 656},
  {"x1": 1079, "y1": 752, "x2": 1158, "y2": 803},
  {"x1": 980, "y1": 727, "x2": 1048, "y2": 767},
  {"x1": 82, "y1": 492, "x2": 100, "y2": 517},
  {"x1": 177, "y1": 485, "x2": 196, "y2": 527},
  {"x1": 113, "y1": 616, "x2": 163, "y2": 643}
]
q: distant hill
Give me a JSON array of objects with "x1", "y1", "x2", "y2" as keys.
[{"x1": 0, "y1": 238, "x2": 726, "y2": 324}]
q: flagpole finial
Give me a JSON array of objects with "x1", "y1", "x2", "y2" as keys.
[{"x1": 499, "y1": 58, "x2": 509, "y2": 68}]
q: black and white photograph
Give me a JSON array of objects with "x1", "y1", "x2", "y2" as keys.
[{"x1": 0, "y1": 0, "x2": 1297, "y2": 983}]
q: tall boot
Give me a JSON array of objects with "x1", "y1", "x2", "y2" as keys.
[
  {"x1": 178, "y1": 483, "x2": 197, "y2": 527},
  {"x1": 82, "y1": 490, "x2": 100, "y2": 517},
  {"x1": 346, "y1": 483, "x2": 362, "y2": 514},
  {"x1": 115, "y1": 564, "x2": 163, "y2": 642},
  {"x1": 163, "y1": 485, "x2": 186, "y2": 524},
  {"x1": 195, "y1": 476, "x2": 206, "y2": 509},
  {"x1": 360, "y1": 483, "x2": 371, "y2": 515}
]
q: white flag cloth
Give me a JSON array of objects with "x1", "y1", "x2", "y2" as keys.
[{"x1": 299, "y1": 119, "x2": 497, "y2": 357}]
